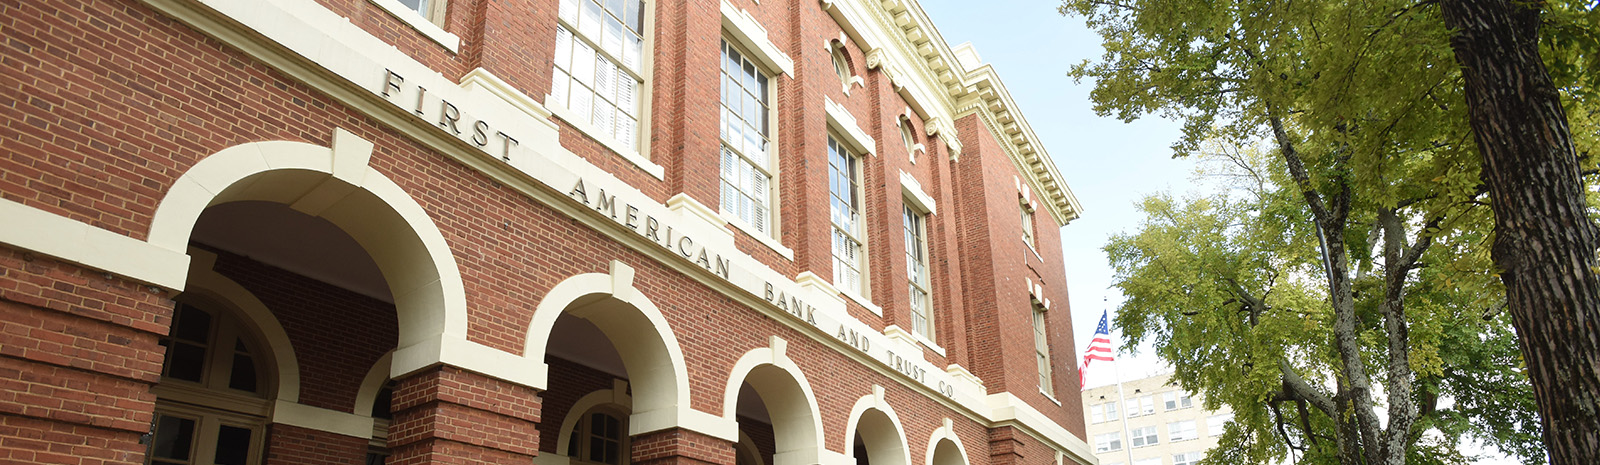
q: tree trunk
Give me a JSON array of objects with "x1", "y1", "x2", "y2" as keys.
[{"x1": 1440, "y1": 1, "x2": 1600, "y2": 463}]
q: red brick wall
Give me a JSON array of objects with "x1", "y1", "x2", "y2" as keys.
[{"x1": 265, "y1": 424, "x2": 368, "y2": 465}]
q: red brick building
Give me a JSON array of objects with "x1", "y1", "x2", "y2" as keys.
[{"x1": 0, "y1": 0, "x2": 1091, "y2": 464}]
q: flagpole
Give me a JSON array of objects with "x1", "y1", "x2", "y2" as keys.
[{"x1": 1112, "y1": 348, "x2": 1137, "y2": 465}]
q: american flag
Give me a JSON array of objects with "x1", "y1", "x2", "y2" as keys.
[{"x1": 1079, "y1": 310, "x2": 1114, "y2": 389}]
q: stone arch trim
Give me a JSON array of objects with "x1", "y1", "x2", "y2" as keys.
[
  {"x1": 145, "y1": 129, "x2": 469, "y2": 352},
  {"x1": 353, "y1": 350, "x2": 394, "y2": 418},
  {"x1": 555, "y1": 380, "x2": 634, "y2": 457},
  {"x1": 522, "y1": 261, "x2": 727, "y2": 440},
  {"x1": 179, "y1": 248, "x2": 302, "y2": 404},
  {"x1": 843, "y1": 386, "x2": 911, "y2": 465},
  {"x1": 722, "y1": 338, "x2": 826, "y2": 465},
  {"x1": 923, "y1": 419, "x2": 971, "y2": 465}
]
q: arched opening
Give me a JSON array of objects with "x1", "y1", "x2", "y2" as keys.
[
  {"x1": 928, "y1": 439, "x2": 963, "y2": 465},
  {"x1": 849, "y1": 409, "x2": 906, "y2": 465},
  {"x1": 724, "y1": 346, "x2": 823, "y2": 465},
  {"x1": 145, "y1": 135, "x2": 458, "y2": 465}
]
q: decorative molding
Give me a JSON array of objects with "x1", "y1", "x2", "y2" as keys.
[
  {"x1": 0, "y1": 198, "x2": 190, "y2": 290},
  {"x1": 721, "y1": 0, "x2": 794, "y2": 76},
  {"x1": 900, "y1": 171, "x2": 937, "y2": 215},
  {"x1": 825, "y1": 96, "x2": 877, "y2": 155}
]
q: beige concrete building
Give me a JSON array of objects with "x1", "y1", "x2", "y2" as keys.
[{"x1": 1080, "y1": 373, "x2": 1235, "y2": 465}]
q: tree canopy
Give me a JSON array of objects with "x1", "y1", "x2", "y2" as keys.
[{"x1": 1060, "y1": 0, "x2": 1597, "y2": 463}]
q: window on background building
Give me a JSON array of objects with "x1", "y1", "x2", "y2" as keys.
[
  {"x1": 1089, "y1": 401, "x2": 1119, "y2": 423},
  {"x1": 1169, "y1": 420, "x2": 1198, "y2": 442},
  {"x1": 1172, "y1": 452, "x2": 1204, "y2": 465},
  {"x1": 147, "y1": 302, "x2": 270, "y2": 465},
  {"x1": 1207, "y1": 412, "x2": 1234, "y2": 437},
  {"x1": 568, "y1": 409, "x2": 627, "y2": 465},
  {"x1": 1127, "y1": 395, "x2": 1155, "y2": 417},
  {"x1": 1130, "y1": 426, "x2": 1159, "y2": 448},
  {"x1": 904, "y1": 204, "x2": 932, "y2": 338},
  {"x1": 1033, "y1": 304, "x2": 1053, "y2": 396},
  {"x1": 1133, "y1": 459, "x2": 1161, "y2": 465},
  {"x1": 718, "y1": 38, "x2": 774, "y2": 235},
  {"x1": 1093, "y1": 432, "x2": 1122, "y2": 453},
  {"x1": 553, "y1": 0, "x2": 646, "y2": 151},
  {"x1": 829, "y1": 134, "x2": 866, "y2": 295},
  {"x1": 1019, "y1": 198, "x2": 1035, "y2": 248},
  {"x1": 397, "y1": 0, "x2": 447, "y2": 25},
  {"x1": 1164, "y1": 390, "x2": 1194, "y2": 410}
]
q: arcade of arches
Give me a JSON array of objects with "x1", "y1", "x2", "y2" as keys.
[{"x1": 123, "y1": 137, "x2": 990, "y2": 465}]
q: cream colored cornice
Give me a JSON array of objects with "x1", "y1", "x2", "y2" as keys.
[{"x1": 822, "y1": 0, "x2": 1081, "y2": 225}]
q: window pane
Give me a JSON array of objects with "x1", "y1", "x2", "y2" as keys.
[
  {"x1": 625, "y1": 0, "x2": 643, "y2": 33},
  {"x1": 603, "y1": 15, "x2": 625, "y2": 58},
  {"x1": 551, "y1": 69, "x2": 571, "y2": 109},
  {"x1": 173, "y1": 304, "x2": 211, "y2": 343},
  {"x1": 558, "y1": 0, "x2": 579, "y2": 23},
  {"x1": 554, "y1": 27, "x2": 573, "y2": 71},
  {"x1": 571, "y1": 41, "x2": 596, "y2": 84},
  {"x1": 166, "y1": 342, "x2": 206, "y2": 382},
  {"x1": 580, "y1": 0, "x2": 603, "y2": 40},
  {"x1": 229, "y1": 353, "x2": 258, "y2": 392},
  {"x1": 150, "y1": 414, "x2": 197, "y2": 460},
  {"x1": 214, "y1": 425, "x2": 254, "y2": 465}
]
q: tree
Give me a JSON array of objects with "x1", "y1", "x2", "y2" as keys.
[
  {"x1": 1058, "y1": 0, "x2": 1596, "y2": 463},
  {"x1": 1439, "y1": 1, "x2": 1600, "y2": 463}
]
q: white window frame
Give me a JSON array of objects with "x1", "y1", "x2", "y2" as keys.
[
  {"x1": 1207, "y1": 412, "x2": 1234, "y2": 437},
  {"x1": 904, "y1": 203, "x2": 932, "y2": 339},
  {"x1": 1168, "y1": 420, "x2": 1198, "y2": 442},
  {"x1": 551, "y1": 0, "x2": 653, "y2": 159},
  {"x1": 1019, "y1": 197, "x2": 1036, "y2": 249},
  {"x1": 565, "y1": 405, "x2": 631, "y2": 465},
  {"x1": 829, "y1": 133, "x2": 868, "y2": 297},
  {"x1": 1164, "y1": 390, "x2": 1194, "y2": 410},
  {"x1": 1093, "y1": 432, "x2": 1122, "y2": 453},
  {"x1": 1033, "y1": 304, "x2": 1053, "y2": 396},
  {"x1": 1089, "y1": 401, "x2": 1119, "y2": 423},
  {"x1": 1173, "y1": 452, "x2": 1204, "y2": 465},
  {"x1": 148, "y1": 299, "x2": 273, "y2": 465},
  {"x1": 718, "y1": 36, "x2": 780, "y2": 240},
  {"x1": 1130, "y1": 426, "x2": 1159, "y2": 448}
]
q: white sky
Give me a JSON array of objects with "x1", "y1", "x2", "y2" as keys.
[{"x1": 916, "y1": 2, "x2": 1521, "y2": 463}]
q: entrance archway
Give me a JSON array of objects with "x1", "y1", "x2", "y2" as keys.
[{"x1": 723, "y1": 341, "x2": 824, "y2": 465}]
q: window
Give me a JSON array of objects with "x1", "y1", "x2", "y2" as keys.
[
  {"x1": 904, "y1": 204, "x2": 932, "y2": 338},
  {"x1": 1173, "y1": 452, "x2": 1204, "y2": 465},
  {"x1": 1207, "y1": 413, "x2": 1234, "y2": 437},
  {"x1": 829, "y1": 134, "x2": 866, "y2": 295},
  {"x1": 899, "y1": 118, "x2": 918, "y2": 161},
  {"x1": 719, "y1": 38, "x2": 775, "y2": 235},
  {"x1": 831, "y1": 43, "x2": 852, "y2": 89},
  {"x1": 1126, "y1": 395, "x2": 1155, "y2": 417},
  {"x1": 148, "y1": 302, "x2": 270, "y2": 465},
  {"x1": 396, "y1": 0, "x2": 447, "y2": 25},
  {"x1": 553, "y1": 0, "x2": 646, "y2": 151},
  {"x1": 1164, "y1": 390, "x2": 1194, "y2": 410},
  {"x1": 1033, "y1": 306, "x2": 1052, "y2": 396},
  {"x1": 1130, "y1": 426, "x2": 1159, "y2": 448},
  {"x1": 1168, "y1": 420, "x2": 1198, "y2": 442},
  {"x1": 1089, "y1": 401, "x2": 1119, "y2": 423},
  {"x1": 1093, "y1": 432, "x2": 1122, "y2": 453},
  {"x1": 1133, "y1": 459, "x2": 1161, "y2": 465},
  {"x1": 568, "y1": 410, "x2": 627, "y2": 465},
  {"x1": 1019, "y1": 199, "x2": 1035, "y2": 248}
]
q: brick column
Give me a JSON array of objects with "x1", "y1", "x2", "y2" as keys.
[
  {"x1": 632, "y1": 428, "x2": 735, "y2": 465},
  {"x1": 988, "y1": 426, "x2": 1027, "y2": 465},
  {"x1": 0, "y1": 249, "x2": 172, "y2": 465},
  {"x1": 386, "y1": 365, "x2": 542, "y2": 464}
]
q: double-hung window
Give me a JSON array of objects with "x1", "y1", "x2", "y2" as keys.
[
  {"x1": 829, "y1": 135, "x2": 866, "y2": 295},
  {"x1": 1207, "y1": 413, "x2": 1234, "y2": 436},
  {"x1": 1168, "y1": 420, "x2": 1198, "y2": 442},
  {"x1": 1172, "y1": 452, "x2": 1204, "y2": 465},
  {"x1": 904, "y1": 204, "x2": 931, "y2": 338},
  {"x1": 1130, "y1": 426, "x2": 1159, "y2": 448},
  {"x1": 1093, "y1": 432, "x2": 1122, "y2": 453},
  {"x1": 1033, "y1": 305, "x2": 1053, "y2": 396},
  {"x1": 1089, "y1": 401, "x2": 1119, "y2": 423},
  {"x1": 553, "y1": 0, "x2": 645, "y2": 151},
  {"x1": 1164, "y1": 390, "x2": 1194, "y2": 410},
  {"x1": 719, "y1": 39, "x2": 774, "y2": 234},
  {"x1": 1019, "y1": 198, "x2": 1036, "y2": 248}
]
